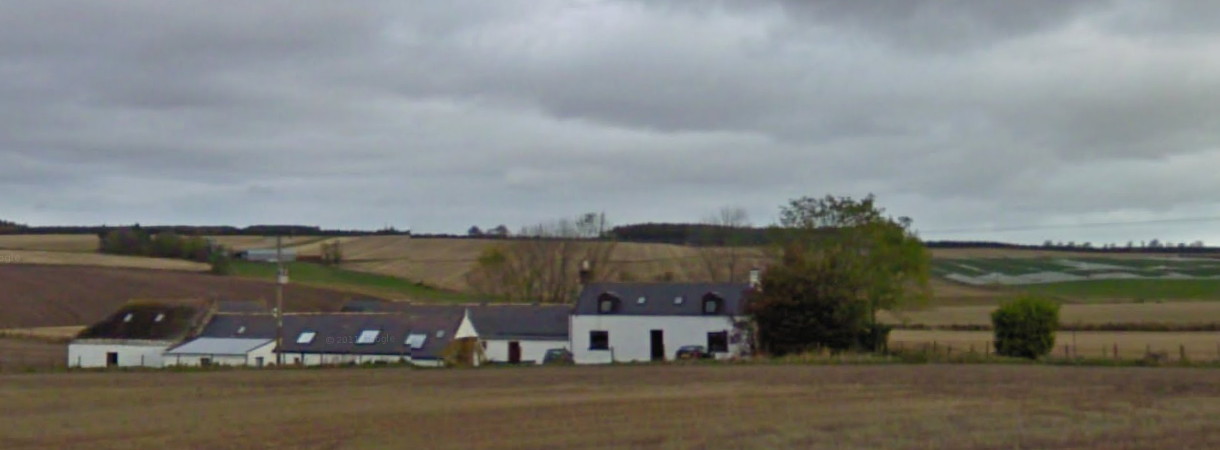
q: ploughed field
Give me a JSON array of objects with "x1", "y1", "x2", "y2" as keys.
[
  {"x1": 2, "y1": 364, "x2": 1219, "y2": 449},
  {"x1": 0, "y1": 265, "x2": 380, "y2": 328}
]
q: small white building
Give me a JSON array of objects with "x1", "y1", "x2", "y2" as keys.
[
  {"x1": 164, "y1": 338, "x2": 275, "y2": 367},
  {"x1": 571, "y1": 282, "x2": 754, "y2": 364},
  {"x1": 68, "y1": 300, "x2": 211, "y2": 368}
]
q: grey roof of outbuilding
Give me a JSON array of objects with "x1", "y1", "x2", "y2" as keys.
[
  {"x1": 275, "y1": 311, "x2": 465, "y2": 360},
  {"x1": 75, "y1": 300, "x2": 210, "y2": 341},
  {"x1": 215, "y1": 301, "x2": 270, "y2": 314},
  {"x1": 342, "y1": 301, "x2": 570, "y2": 341},
  {"x1": 166, "y1": 338, "x2": 273, "y2": 355},
  {"x1": 197, "y1": 313, "x2": 277, "y2": 339},
  {"x1": 574, "y1": 282, "x2": 753, "y2": 316}
]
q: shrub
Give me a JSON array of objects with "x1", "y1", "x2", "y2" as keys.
[{"x1": 991, "y1": 295, "x2": 1060, "y2": 359}]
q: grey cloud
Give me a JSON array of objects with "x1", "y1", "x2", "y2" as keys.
[{"x1": 0, "y1": 1, "x2": 1218, "y2": 244}]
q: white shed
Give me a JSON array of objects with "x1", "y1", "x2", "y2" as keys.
[{"x1": 164, "y1": 338, "x2": 276, "y2": 367}]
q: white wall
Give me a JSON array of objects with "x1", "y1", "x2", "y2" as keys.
[
  {"x1": 279, "y1": 352, "x2": 427, "y2": 367},
  {"x1": 571, "y1": 315, "x2": 746, "y2": 364},
  {"x1": 482, "y1": 339, "x2": 569, "y2": 365},
  {"x1": 68, "y1": 341, "x2": 171, "y2": 368}
]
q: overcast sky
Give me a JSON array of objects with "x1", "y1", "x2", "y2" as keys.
[{"x1": 3, "y1": 1, "x2": 1220, "y2": 244}]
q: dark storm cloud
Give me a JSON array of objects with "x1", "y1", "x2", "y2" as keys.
[{"x1": 2, "y1": 0, "x2": 1219, "y2": 244}]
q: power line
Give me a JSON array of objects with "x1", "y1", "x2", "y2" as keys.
[{"x1": 920, "y1": 215, "x2": 1220, "y2": 235}]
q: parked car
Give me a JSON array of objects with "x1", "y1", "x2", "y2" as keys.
[
  {"x1": 675, "y1": 345, "x2": 712, "y2": 360},
  {"x1": 542, "y1": 348, "x2": 574, "y2": 365}
]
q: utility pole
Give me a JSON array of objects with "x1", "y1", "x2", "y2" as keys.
[{"x1": 275, "y1": 235, "x2": 288, "y2": 365}]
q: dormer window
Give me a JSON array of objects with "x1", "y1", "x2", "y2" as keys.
[
  {"x1": 702, "y1": 293, "x2": 724, "y2": 315},
  {"x1": 597, "y1": 293, "x2": 620, "y2": 314}
]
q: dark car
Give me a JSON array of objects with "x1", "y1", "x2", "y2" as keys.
[
  {"x1": 542, "y1": 348, "x2": 574, "y2": 365},
  {"x1": 675, "y1": 345, "x2": 713, "y2": 360}
]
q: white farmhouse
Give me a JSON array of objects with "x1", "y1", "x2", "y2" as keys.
[
  {"x1": 68, "y1": 300, "x2": 211, "y2": 368},
  {"x1": 571, "y1": 282, "x2": 754, "y2": 364}
]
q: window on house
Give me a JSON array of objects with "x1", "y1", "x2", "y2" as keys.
[
  {"x1": 405, "y1": 333, "x2": 428, "y2": 349},
  {"x1": 707, "y1": 331, "x2": 729, "y2": 353},
  {"x1": 702, "y1": 295, "x2": 723, "y2": 315},
  {"x1": 296, "y1": 331, "x2": 317, "y2": 344},
  {"x1": 599, "y1": 299, "x2": 615, "y2": 313},
  {"x1": 153, "y1": 313, "x2": 165, "y2": 323},
  {"x1": 356, "y1": 330, "x2": 381, "y2": 345},
  {"x1": 589, "y1": 331, "x2": 609, "y2": 350}
]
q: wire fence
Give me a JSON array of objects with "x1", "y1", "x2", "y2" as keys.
[{"x1": 890, "y1": 339, "x2": 1220, "y2": 363}]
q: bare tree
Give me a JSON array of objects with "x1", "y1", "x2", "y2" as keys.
[
  {"x1": 466, "y1": 213, "x2": 616, "y2": 303},
  {"x1": 696, "y1": 206, "x2": 751, "y2": 282}
]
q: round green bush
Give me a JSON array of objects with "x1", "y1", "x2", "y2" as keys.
[{"x1": 991, "y1": 295, "x2": 1060, "y2": 359}]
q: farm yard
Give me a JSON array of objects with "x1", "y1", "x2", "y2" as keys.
[{"x1": 3, "y1": 364, "x2": 1220, "y2": 449}]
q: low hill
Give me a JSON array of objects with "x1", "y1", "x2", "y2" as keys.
[{"x1": 0, "y1": 265, "x2": 381, "y2": 329}]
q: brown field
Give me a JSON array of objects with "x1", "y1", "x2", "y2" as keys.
[
  {"x1": 0, "y1": 339, "x2": 65, "y2": 372},
  {"x1": 0, "y1": 234, "x2": 98, "y2": 252},
  {"x1": 883, "y1": 301, "x2": 1220, "y2": 328},
  {"x1": 0, "y1": 249, "x2": 207, "y2": 271},
  {"x1": 891, "y1": 330, "x2": 1220, "y2": 360},
  {"x1": 0, "y1": 265, "x2": 382, "y2": 329},
  {"x1": 3, "y1": 364, "x2": 1220, "y2": 449}
]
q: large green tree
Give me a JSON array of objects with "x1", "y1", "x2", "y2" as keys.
[{"x1": 751, "y1": 195, "x2": 931, "y2": 353}]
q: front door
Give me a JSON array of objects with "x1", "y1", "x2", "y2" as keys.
[
  {"x1": 508, "y1": 341, "x2": 522, "y2": 364},
  {"x1": 650, "y1": 330, "x2": 665, "y2": 361},
  {"x1": 106, "y1": 352, "x2": 118, "y2": 367}
]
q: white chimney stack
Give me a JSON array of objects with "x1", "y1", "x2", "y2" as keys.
[{"x1": 748, "y1": 267, "x2": 761, "y2": 289}]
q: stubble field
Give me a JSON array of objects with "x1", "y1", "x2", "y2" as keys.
[{"x1": 2, "y1": 364, "x2": 1219, "y2": 449}]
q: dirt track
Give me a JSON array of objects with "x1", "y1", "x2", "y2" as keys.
[
  {"x1": 0, "y1": 265, "x2": 381, "y2": 328},
  {"x1": 2, "y1": 364, "x2": 1219, "y2": 449}
]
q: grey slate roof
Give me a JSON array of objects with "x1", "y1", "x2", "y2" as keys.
[
  {"x1": 343, "y1": 301, "x2": 571, "y2": 341},
  {"x1": 195, "y1": 309, "x2": 467, "y2": 360},
  {"x1": 276, "y1": 311, "x2": 465, "y2": 360},
  {"x1": 215, "y1": 301, "x2": 270, "y2": 314},
  {"x1": 574, "y1": 282, "x2": 753, "y2": 316},
  {"x1": 166, "y1": 338, "x2": 273, "y2": 355},
  {"x1": 75, "y1": 300, "x2": 210, "y2": 341}
]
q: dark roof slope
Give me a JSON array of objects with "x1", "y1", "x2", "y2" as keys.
[
  {"x1": 275, "y1": 310, "x2": 465, "y2": 360},
  {"x1": 575, "y1": 282, "x2": 753, "y2": 316},
  {"x1": 343, "y1": 301, "x2": 570, "y2": 341},
  {"x1": 75, "y1": 300, "x2": 210, "y2": 341}
]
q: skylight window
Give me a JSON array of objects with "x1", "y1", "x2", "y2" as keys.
[
  {"x1": 674, "y1": 296, "x2": 684, "y2": 305},
  {"x1": 436, "y1": 330, "x2": 446, "y2": 338},
  {"x1": 296, "y1": 331, "x2": 317, "y2": 344},
  {"x1": 637, "y1": 296, "x2": 647, "y2": 305},
  {"x1": 236, "y1": 326, "x2": 246, "y2": 335},
  {"x1": 154, "y1": 313, "x2": 165, "y2": 323},
  {"x1": 356, "y1": 329, "x2": 381, "y2": 345},
  {"x1": 122, "y1": 313, "x2": 133, "y2": 323},
  {"x1": 405, "y1": 333, "x2": 427, "y2": 349}
]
